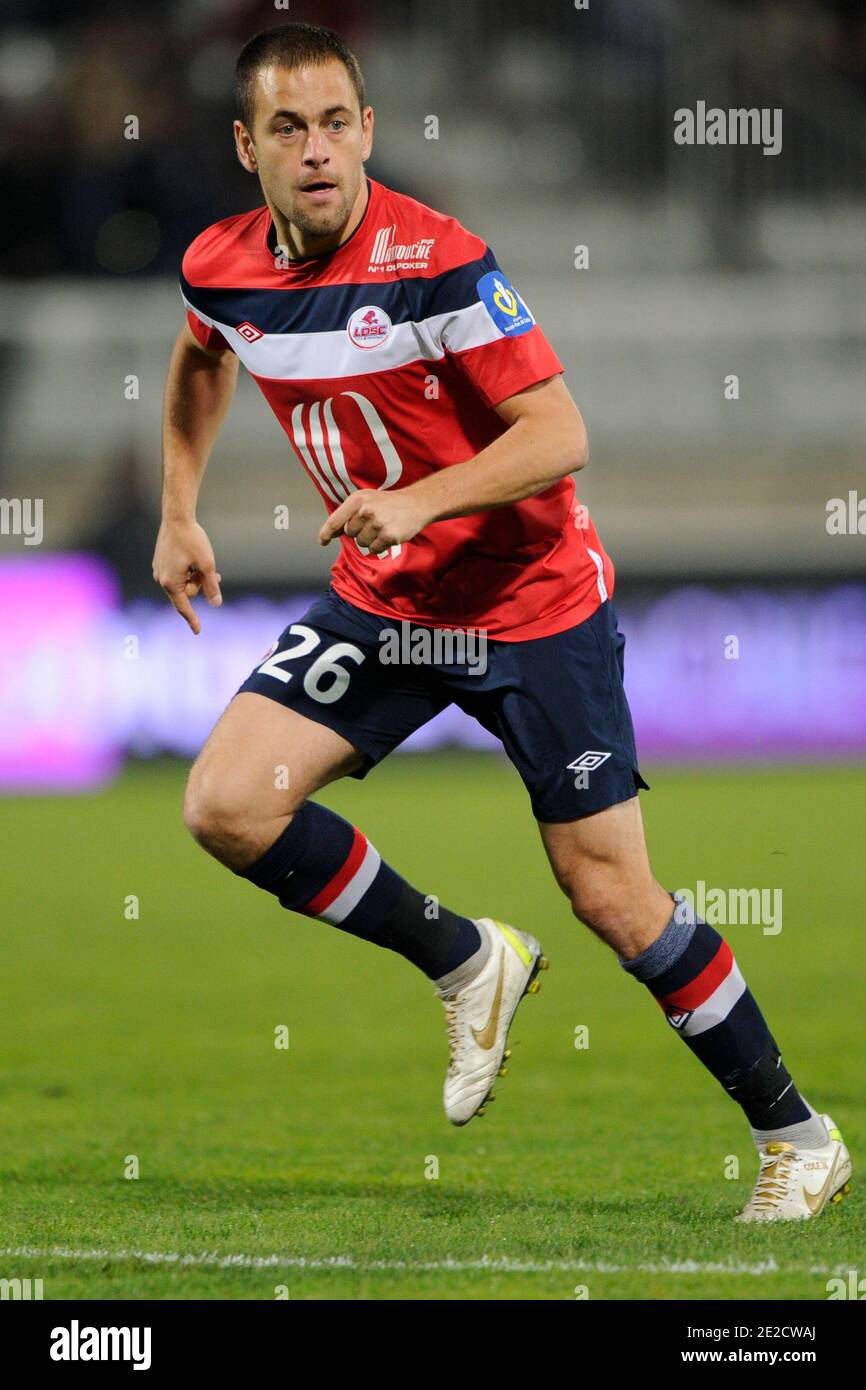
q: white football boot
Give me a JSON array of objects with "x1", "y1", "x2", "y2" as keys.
[
  {"x1": 735, "y1": 1113, "x2": 852, "y2": 1222},
  {"x1": 438, "y1": 916, "x2": 548, "y2": 1126}
]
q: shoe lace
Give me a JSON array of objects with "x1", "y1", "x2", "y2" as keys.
[
  {"x1": 441, "y1": 993, "x2": 465, "y2": 1071},
  {"x1": 745, "y1": 1143, "x2": 798, "y2": 1210}
]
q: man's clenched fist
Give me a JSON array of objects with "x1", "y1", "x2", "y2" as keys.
[{"x1": 318, "y1": 488, "x2": 431, "y2": 554}]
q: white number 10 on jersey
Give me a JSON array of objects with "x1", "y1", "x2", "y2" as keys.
[{"x1": 290, "y1": 390, "x2": 405, "y2": 562}]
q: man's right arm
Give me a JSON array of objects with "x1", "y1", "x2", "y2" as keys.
[{"x1": 153, "y1": 321, "x2": 239, "y2": 634}]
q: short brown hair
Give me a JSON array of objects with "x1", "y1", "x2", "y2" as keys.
[{"x1": 235, "y1": 22, "x2": 366, "y2": 131}]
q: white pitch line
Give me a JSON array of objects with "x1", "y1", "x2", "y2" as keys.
[{"x1": 0, "y1": 1247, "x2": 857, "y2": 1277}]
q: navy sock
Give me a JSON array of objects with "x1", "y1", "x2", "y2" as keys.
[
  {"x1": 620, "y1": 894, "x2": 810, "y2": 1130},
  {"x1": 236, "y1": 799, "x2": 482, "y2": 980}
]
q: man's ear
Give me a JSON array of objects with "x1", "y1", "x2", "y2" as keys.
[
  {"x1": 233, "y1": 119, "x2": 258, "y2": 174},
  {"x1": 361, "y1": 105, "x2": 374, "y2": 162}
]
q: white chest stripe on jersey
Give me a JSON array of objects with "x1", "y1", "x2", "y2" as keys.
[{"x1": 181, "y1": 294, "x2": 513, "y2": 381}]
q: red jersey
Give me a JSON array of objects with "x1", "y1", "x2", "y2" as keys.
[{"x1": 181, "y1": 176, "x2": 614, "y2": 640}]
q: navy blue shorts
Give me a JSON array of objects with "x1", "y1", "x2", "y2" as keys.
[{"x1": 237, "y1": 587, "x2": 649, "y2": 823}]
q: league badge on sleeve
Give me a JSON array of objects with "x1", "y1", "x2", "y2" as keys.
[{"x1": 476, "y1": 271, "x2": 536, "y2": 337}]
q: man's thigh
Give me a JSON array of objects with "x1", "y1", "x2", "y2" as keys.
[
  {"x1": 229, "y1": 588, "x2": 448, "y2": 790},
  {"x1": 189, "y1": 692, "x2": 365, "y2": 820}
]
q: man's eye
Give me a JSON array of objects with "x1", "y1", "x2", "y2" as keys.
[
  {"x1": 279, "y1": 125, "x2": 295, "y2": 135},
  {"x1": 330, "y1": 120, "x2": 346, "y2": 130}
]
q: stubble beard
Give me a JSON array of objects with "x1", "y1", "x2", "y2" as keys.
[{"x1": 289, "y1": 181, "x2": 357, "y2": 245}]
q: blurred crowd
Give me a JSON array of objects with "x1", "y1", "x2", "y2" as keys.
[
  {"x1": 0, "y1": 0, "x2": 374, "y2": 276},
  {"x1": 0, "y1": 0, "x2": 864, "y2": 278}
]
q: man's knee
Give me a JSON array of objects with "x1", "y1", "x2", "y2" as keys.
[
  {"x1": 182, "y1": 767, "x2": 238, "y2": 855},
  {"x1": 553, "y1": 856, "x2": 649, "y2": 935},
  {"x1": 552, "y1": 857, "x2": 675, "y2": 962},
  {"x1": 566, "y1": 873, "x2": 623, "y2": 934},
  {"x1": 183, "y1": 763, "x2": 281, "y2": 865}
]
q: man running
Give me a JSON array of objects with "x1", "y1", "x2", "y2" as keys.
[{"x1": 153, "y1": 21, "x2": 851, "y2": 1221}]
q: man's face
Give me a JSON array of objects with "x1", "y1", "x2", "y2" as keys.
[{"x1": 238, "y1": 59, "x2": 372, "y2": 243}]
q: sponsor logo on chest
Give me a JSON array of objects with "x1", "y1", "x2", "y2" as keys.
[{"x1": 368, "y1": 223, "x2": 435, "y2": 273}]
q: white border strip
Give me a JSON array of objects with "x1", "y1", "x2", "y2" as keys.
[{"x1": 0, "y1": 1247, "x2": 855, "y2": 1276}]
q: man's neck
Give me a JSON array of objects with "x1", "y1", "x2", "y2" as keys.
[{"x1": 269, "y1": 177, "x2": 369, "y2": 261}]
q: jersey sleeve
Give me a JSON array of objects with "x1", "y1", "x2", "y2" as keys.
[
  {"x1": 184, "y1": 304, "x2": 232, "y2": 353},
  {"x1": 179, "y1": 231, "x2": 234, "y2": 353},
  {"x1": 428, "y1": 246, "x2": 564, "y2": 408}
]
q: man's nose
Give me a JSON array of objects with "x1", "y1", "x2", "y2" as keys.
[{"x1": 303, "y1": 130, "x2": 329, "y2": 163}]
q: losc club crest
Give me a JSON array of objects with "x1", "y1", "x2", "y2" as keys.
[{"x1": 347, "y1": 305, "x2": 392, "y2": 350}]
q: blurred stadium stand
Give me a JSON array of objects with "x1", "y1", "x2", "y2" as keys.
[{"x1": 1, "y1": 0, "x2": 864, "y2": 590}]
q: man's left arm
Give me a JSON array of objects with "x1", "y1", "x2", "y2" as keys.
[{"x1": 318, "y1": 375, "x2": 588, "y2": 555}]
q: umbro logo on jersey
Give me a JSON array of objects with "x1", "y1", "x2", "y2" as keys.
[
  {"x1": 236, "y1": 321, "x2": 264, "y2": 343},
  {"x1": 347, "y1": 305, "x2": 393, "y2": 349},
  {"x1": 368, "y1": 223, "x2": 435, "y2": 273}
]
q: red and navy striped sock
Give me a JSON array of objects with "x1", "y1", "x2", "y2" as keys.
[
  {"x1": 621, "y1": 895, "x2": 813, "y2": 1132},
  {"x1": 235, "y1": 799, "x2": 485, "y2": 980}
]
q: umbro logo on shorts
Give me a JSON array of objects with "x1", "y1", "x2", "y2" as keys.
[{"x1": 566, "y1": 750, "x2": 612, "y2": 774}]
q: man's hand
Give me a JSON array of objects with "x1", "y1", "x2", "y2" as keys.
[
  {"x1": 319, "y1": 488, "x2": 432, "y2": 554},
  {"x1": 317, "y1": 379, "x2": 587, "y2": 543},
  {"x1": 152, "y1": 519, "x2": 222, "y2": 635}
]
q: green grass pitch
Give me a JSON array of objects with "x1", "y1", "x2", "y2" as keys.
[{"x1": 1, "y1": 754, "x2": 863, "y2": 1300}]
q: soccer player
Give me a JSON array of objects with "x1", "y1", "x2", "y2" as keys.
[{"x1": 154, "y1": 22, "x2": 851, "y2": 1221}]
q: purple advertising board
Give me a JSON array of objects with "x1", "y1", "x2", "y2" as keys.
[{"x1": 1, "y1": 555, "x2": 864, "y2": 790}]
